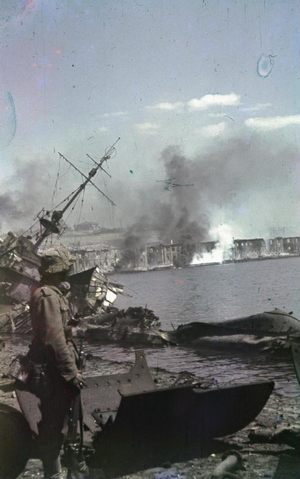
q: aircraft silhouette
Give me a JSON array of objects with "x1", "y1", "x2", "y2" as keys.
[{"x1": 156, "y1": 178, "x2": 194, "y2": 191}]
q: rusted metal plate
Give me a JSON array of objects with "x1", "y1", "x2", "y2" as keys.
[
  {"x1": 92, "y1": 380, "x2": 274, "y2": 448},
  {"x1": 83, "y1": 352, "x2": 273, "y2": 443},
  {"x1": 16, "y1": 349, "x2": 273, "y2": 460},
  {"x1": 81, "y1": 350, "x2": 155, "y2": 431},
  {"x1": 89, "y1": 379, "x2": 274, "y2": 475},
  {"x1": 15, "y1": 350, "x2": 154, "y2": 436}
]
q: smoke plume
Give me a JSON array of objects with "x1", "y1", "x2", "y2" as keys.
[
  {"x1": 1, "y1": 132, "x2": 299, "y2": 270},
  {"x1": 120, "y1": 133, "x2": 300, "y2": 267}
]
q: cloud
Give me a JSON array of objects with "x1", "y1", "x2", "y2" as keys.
[
  {"x1": 101, "y1": 111, "x2": 128, "y2": 118},
  {"x1": 146, "y1": 93, "x2": 240, "y2": 114},
  {"x1": 245, "y1": 114, "x2": 300, "y2": 131},
  {"x1": 241, "y1": 103, "x2": 272, "y2": 113},
  {"x1": 147, "y1": 101, "x2": 184, "y2": 111},
  {"x1": 135, "y1": 122, "x2": 160, "y2": 134},
  {"x1": 188, "y1": 93, "x2": 240, "y2": 111},
  {"x1": 199, "y1": 122, "x2": 227, "y2": 137}
]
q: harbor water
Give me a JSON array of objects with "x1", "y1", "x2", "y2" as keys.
[
  {"x1": 5, "y1": 257, "x2": 300, "y2": 398},
  {"x1": 107, "y1": 257, "x2": 300, "y2": 397}
]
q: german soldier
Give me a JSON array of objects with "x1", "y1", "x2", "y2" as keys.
[{"x1": 28, "y1": 246, "x2": 88, "y2": 479}]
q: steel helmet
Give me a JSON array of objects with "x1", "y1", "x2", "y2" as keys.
[{"x1": 39, "y1": 246, "x2": 75, "y2": 274}]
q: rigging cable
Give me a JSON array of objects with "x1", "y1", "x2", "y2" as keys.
[
  {"x1": 100, "y1": 162, "x2": 115, "y2": 229},
  {"x1": 48, "y1": 184, "x2": 83, "y2": 213},
  {"x1": 77, "y1": 176, "x2": 86, "y2": 225},
  {"x1": 62, "y1": 192, "x2": 82, "y2": 227},
  {"x1": 51, "y1": 153, "x2": 61, "y2": 208}
]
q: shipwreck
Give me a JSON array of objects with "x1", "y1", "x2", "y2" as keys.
[
  {"x1": 0, "y1": 139, "x2": 156, "y2": 339},
  {"x1": 157, "y1": 308, "x2": 300, "y2": 352}
]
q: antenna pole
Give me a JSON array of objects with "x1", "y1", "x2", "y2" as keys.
[{"x1": 34, "y1": 138, "x2": 120, "y2": 249}]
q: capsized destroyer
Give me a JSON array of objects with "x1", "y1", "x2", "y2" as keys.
[{"x1": 157, "y1": 308, "x2": 300, "y2": 351}]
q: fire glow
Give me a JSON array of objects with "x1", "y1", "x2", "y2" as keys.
[{"x1": 191, "y1": 224, "x2": 234, "y2": 265}]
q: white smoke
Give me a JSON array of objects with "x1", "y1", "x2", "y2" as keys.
[{"x1": 191, "y1": 224, "x2": 234, "y2": 265}]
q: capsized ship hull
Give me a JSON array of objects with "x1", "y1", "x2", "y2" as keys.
[
  {"x1": 3, "y1": 303, "x2": 299, "y2": 354},
  {"x1": 158, "y1": 309, "x2": 300, "y2": 349},
  {"x1": 81, "y1": 308, "x2": 300, "y2": 351}
]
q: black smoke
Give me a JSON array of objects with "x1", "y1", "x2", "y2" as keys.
[
  {"x1": 117, "y1": 217, "x2": 150, "y2": 270},
  {"x1": 119, "y1": 134, "x2": 300, "y2": 268}
]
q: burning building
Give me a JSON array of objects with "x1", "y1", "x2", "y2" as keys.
[{"x1": 233, "y1": 239, "x2": 266, "y2": 260}]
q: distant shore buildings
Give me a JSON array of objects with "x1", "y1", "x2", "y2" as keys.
[
  {"x1": 6, "y1": 222, "x2": 296, "y2": 272},
  {"x1": 58, "y1": 224, "x2": 300, "y2": 272}
]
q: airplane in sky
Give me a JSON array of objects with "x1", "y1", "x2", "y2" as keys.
[{"x1": 156, "y1": 178, "x2": 194, "y2": 191}]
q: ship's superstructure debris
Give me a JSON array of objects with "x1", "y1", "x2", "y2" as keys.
[{"x1": 0, "y1": 139, "x2": 122, "y2": 332}]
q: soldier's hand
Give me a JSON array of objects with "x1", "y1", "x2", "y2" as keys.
[{"x1": 70, "y1": 373, "x2": 87, "y2": 390}]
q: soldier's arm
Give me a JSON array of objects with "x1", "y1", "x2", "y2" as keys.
[{"x1": 35, "y1": 290, "x2": 79, "y2": 381}]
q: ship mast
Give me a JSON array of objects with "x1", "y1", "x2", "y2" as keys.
[{"x1": 33, "y1": 138, "x2": 119, "y2": 250}]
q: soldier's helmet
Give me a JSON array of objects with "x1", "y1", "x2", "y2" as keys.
[{"x1": 39, "y1": 245, "x2": 75, "y2": 274}]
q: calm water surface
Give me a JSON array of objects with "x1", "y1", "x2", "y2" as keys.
[{"x1": 112, "y1": 257, "x2": 300, "y2": 326}]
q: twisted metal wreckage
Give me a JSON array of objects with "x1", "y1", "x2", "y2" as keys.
[
  {"x1": 0, "y1": 350, "x2": 274, "y2": 478},
  {"x1": 0, "y1": 138, "x2": 155, "y2": 342},
  {"x1": 0, "y1": 344, "x2": 298, "y2": 478},
  {"x1": 1, "y1": 342, "x2": 300, "y2": 478}
]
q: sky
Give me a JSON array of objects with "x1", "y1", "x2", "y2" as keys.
[{"x1": 0, "y1": 0, "x2": 300, "y2": 241}]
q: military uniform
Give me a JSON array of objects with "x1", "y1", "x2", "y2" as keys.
[
  {"x1": 30, "y1": 284, "x2": 78, "y2": 381},
  {"x1": 27, "y1": 247, "x2": 85, "y2": 479},
  {"x1": 28, "y1": 284, "x2": 79, "y2": 478}
]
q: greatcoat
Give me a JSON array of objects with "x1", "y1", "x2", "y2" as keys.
[{"x1": 28, "y1": 284, "x2": 80, "y2": 460}]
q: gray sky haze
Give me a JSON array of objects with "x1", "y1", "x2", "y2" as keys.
[{"x1": 0, "y1": 0, "x2": 299, "y2": 240}]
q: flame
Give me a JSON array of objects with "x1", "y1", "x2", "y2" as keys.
[{"x1": 191, "y1": 224, "x2": 234, "y2": 265}]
